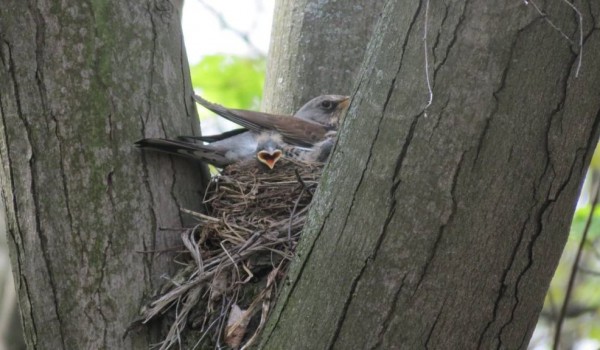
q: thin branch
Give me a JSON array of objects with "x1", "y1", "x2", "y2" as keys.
[
  {"x1": 196, "y1": 0, "x2": 265, "y2": 57},
  {"x1": 553, "y1": 175, "x2": 600, "y2": 349}
]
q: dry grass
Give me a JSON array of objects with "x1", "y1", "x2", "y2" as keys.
[{"x1": 127, "y1": 158, "x2": 323, "y2": 349}]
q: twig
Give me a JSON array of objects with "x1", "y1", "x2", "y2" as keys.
[
  {"x1": 181, "y1": 208, "x2": 220, "y2": 222},
  {"x1": 294, "y1": 168, "x2": 313, "y2": 196},
  {"x1": 182, "y1": 225, "x2": 204, "y2": 274},
  {"x1": 553, "y1": 175, "x2": 600, "y2": 349},
  {"x1": 191, "y1": 313, "x2": 224, "y2": 350},
  {"x1": 196, "y1": 0, "x2": 265, "y2": 57}
]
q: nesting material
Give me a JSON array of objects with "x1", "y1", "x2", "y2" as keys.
[{"x1": 129, "y1": 158, "x2": 323, "y2": 349}]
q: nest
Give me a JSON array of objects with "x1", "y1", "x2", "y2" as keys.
[{"x1": 128, "y1": 158, "x2": 323, "y2": 349}]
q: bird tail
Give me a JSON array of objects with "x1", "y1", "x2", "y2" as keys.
[{"x1": 134, "y1": 138, "x2": 231, "y2": 168}]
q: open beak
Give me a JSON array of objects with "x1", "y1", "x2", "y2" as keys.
[{"x1": 257, "y1": 150, "x2": 283, "y2": 169}]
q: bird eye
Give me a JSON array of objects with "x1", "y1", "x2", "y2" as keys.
[{"x1": 320, "y1": 100, "x2": 334, "y2": 109}]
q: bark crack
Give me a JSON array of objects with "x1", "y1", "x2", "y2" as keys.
[
  {"x1": 335, "y1": 0, "x2": 421, "y2": 250},
  {"x1": 0, "y1": 41, "x2": 38, "y2": 344},
  {"x1": 95, "y1": 238, "x2": 111, "y2": 349},
  {"x1": 496, "y1": 111, "x2": 600, "y2": 348},
  {"x1": 107, "y1": 113, "x2": 114, "y2": 142},
  {"x1": 327, "y1": 256, "x2": 379, "y2": 349},
  {"x1": 496, "y1": 172, "x2": 565, "y2": 349},
  {"x1": 52, "y1": 114, "x2": 81, "y2": 259},
  {"x1": 168, "y1": 157, "x2": 184, "y2": 226},
  {"x1": 484, "y1": 102, "x2": 555, "y2": 349},
  {"x1": 139, "y1": 152, "x2": 157, "y2": 290},
  {"x1": 179, "y1": 33, "x2": 192, "y2": 118},
  {"x1": 334, "y1": 112, "x2": 383, "y2": 246},
  {"x1": 139, "y1": 2, "x2": 162, "y2": 289},
  {"x1": 427, "y1": 97, "x2": 450, "y2": 143},
  {"x1": 369, "y1": 273, "x2": 408, "y2": 350},
  {"x1": 329, "y1": 78, "x2": 421, "y2": 347},
  {"x1": 424, "y1": 296, "x2": 447, "y2": 350},
  {"x1": 432, "y1": 1, "x2": 468, "y2": 81},
  {"x1": 95, "y1": 169, "x2": 115, "y2": 348},
  {"x1": 491, "y1": 42, "x2": 577, "y2": 347},
  {"x1": 477, "y1": 205, "x2": 531, "y2": 349},
  {"x1": 431, "y1": 3, "x2": 449, "y2": 66},
  {"x1": 415, "y1": 151, "x2": 464, "y2": 291},
  {"x1": 27, "y1": 2, "x2": 68, "y2": 346},
  {"x1": 472, "y1": 36, "x2": 517, "y2": 167},
  {"x1": 144, "y1": 1, "x2": 158, "y2": 129}
]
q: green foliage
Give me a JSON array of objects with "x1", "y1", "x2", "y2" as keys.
[
  {"x1": 537, "y1": 200, "x2": 600, "y2": 348},
  {"x1": 190, "y1": 55, "x2": 265, "y2": 111},
  {"x1": 570, "y1": 205, "x2": 600, "y2": 239}
]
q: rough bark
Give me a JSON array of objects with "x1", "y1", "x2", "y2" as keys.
[
  {"x1": 0, "y1": 1, "x2": 203, "y2": 349},
  {"x1": 262, "y1": 1, "x2": 600, "y2": 349},
  {"x1": 262, "y1": 0, "x2": 385, "y2": 113}
]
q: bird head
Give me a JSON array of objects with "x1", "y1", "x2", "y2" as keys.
[{"x1": 295, "y1": 95, "x2": 350, "y2": 127}]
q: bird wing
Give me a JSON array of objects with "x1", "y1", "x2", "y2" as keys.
[
  {"x1": 259, "y1": 116, "x2": 330, "y2": 147},
  {"x1": 193, "y1": 94, "x2": 330, "y2": 147},
  {"x1": 178, "y1": 128, "x2": 248, "y2": 143}
]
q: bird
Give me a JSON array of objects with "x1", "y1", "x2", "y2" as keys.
[
  {"x1": 135, "y1": 94, "x2": 349, "y2": 169},
  {"x1": 192, "y1": 94, "x2": 337, "y2": 147},
  {"x1": 195, "y1": 94, "x2": 349, "y2": 167},
  {"x1": 192, "y1": 94, "x2": 344, "y2": 168},
  {"x1": 188, "y1": 94, "x2": 348, "y2": 141}
]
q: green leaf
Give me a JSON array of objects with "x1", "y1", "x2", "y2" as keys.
[{"x1": 190, "y1": 55, "x2": 265, "y2": 111}]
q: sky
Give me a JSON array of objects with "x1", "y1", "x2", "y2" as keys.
[
  {"x1": 181, "y1": 0, "x2": 274, "y2": 134},
  {"x1": 182, "y1": 0, "x2": 274, "y2": 64}
]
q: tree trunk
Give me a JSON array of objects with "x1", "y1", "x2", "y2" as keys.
[
  {"x1": 262, "y1": 1, "x2": 600, "y2": 349},
  {"x1": 262, "y1": 0, "x2": 385, "y2": 113},
  {"x1": 0, "y1": 1, "x2": 204, "y2": 349}
]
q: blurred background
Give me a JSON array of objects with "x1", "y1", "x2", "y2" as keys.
[
  {"x1": 0, "y1": 1, "x2": 599, "y2": 349},
  {"x1": 183, "y1": 0, "x2": 272, "y2": 134}
]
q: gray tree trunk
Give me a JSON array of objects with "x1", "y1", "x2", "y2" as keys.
[
  {"x1": 0, "y1": 1, "x2": 205, "y2": 349},
  {"x1": 262, "y1": 1, "x2": 600, "y2": 349},
  {"x1": 262, "y1": 0, "x2": 385, "y2": 113}
]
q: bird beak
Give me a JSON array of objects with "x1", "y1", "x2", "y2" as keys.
[
  {"x1": 334, "y1": 97, "x2": 351, "y2": 126},
  {"x1": 257, "y1": 150, "x2": 283, "y2": 169},
  {"x1": 338, "y1": 96, "x2": 350, "y2": 111}
]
